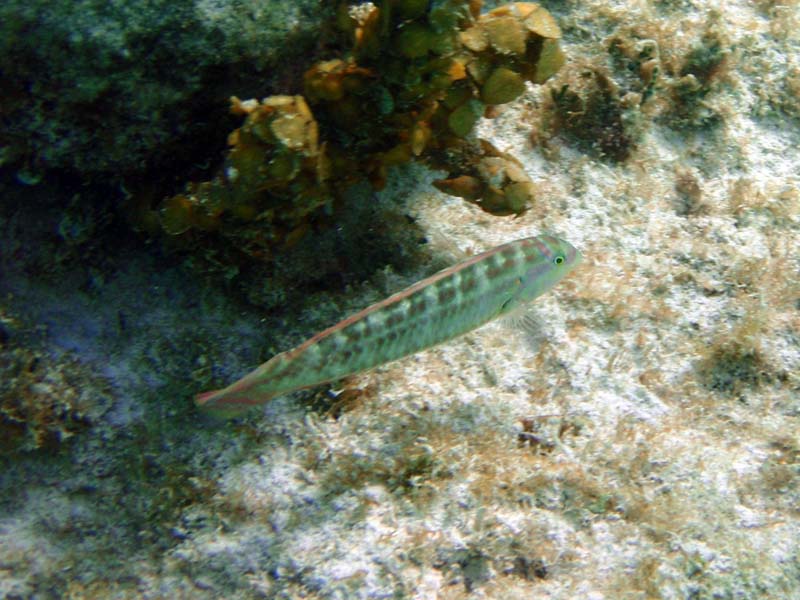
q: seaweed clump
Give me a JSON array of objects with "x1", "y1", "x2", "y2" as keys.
[
  {"x1": 534, "y1": 11, "x2": 735, "y2": 164},
  {"x1": 666, "y1": 26, "x2": 731, "y2": 129},
  {"x1": 698, "y1": 339, "x2": 774, "y2": 398},
  {"x1": 140, "y1": 1, "x2": 565, "y2": 272},
  {"x1": 696, "y1": 317, "x2": 784, "y2": 400},
  {"x1": 0, "y1": 322, "x2": 111, "y2": 454},
  {"x1": 535, "y1": 33, "x2": 666, "y2": 163},
  {"x1": 155, "y1": 94, "x2": 326, "y2": 247},
  {"x1": 543, "y1": 67, "x2": 637, "y2": 162}
]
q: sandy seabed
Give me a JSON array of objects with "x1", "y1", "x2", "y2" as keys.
[{"x1": 1, "y1": 1, "x2": 798, "y2": 598}]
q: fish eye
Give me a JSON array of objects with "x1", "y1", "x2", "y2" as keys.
[{"x1": 554, "y1": 255, "x2": 565, "y2": 265}]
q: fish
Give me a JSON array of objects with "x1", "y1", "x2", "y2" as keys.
[{"x1": 195, "y1": 234, "x2": 581, "y2": 417}]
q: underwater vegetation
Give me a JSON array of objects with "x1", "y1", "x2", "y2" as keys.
[
  {"x1": 542, "y1": 66, "x2": 638, "y2": 162},
  {"x1": 529, "y1": 9, "x2": 742, "y2": 163},
  {"x1": 0, "y1": 309, "x2": 111, "y2": 454},
  {"x1": 134, "y1": 1, "x2": 565, "y2": 278}
]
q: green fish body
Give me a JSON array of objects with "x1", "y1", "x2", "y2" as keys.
[{"x1": 196, "y1": 234, "x2": 581, "y2": 417}]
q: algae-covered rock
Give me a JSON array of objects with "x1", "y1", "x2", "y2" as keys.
[
  {"x1": 0, "y1": 318, "x2": 111, "y2": 454},
  {"x1": 0, "y1": 0, "x2": 331, "y2": 178}
]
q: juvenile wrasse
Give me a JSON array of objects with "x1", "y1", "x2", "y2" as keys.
[{"x1": 196, "y1": 234, "x2": 581, "y2": 417}]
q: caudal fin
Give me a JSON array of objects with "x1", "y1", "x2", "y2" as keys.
[
  {"x1": 195, "y1": 354, "x2": 289, "y2": 418},
  {"x1": 194, "y1": 389, "x2": 223, "y2": 406},
  {"x1": 194, "y1": 367, "x2": 283, "y2": 418},
  {"x1": 194, "y1": 386, "x2": 263, "y2": 418}
]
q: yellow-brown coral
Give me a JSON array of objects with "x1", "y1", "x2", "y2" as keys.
[
  {"x1": 148, "y1": 1, "x2": 565, "y2": 280},
  {"x1": 155, "y1": 95, "x2": 330, "y2": 255},
  {"x1": 433, "y1": 140, "x2": 537, "y2": 215}
]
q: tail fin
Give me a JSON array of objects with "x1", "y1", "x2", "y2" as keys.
[
  {"x1": 194, "y1": 374, "x2": 276, "y2": 418},
  {"x1": 195, "y1": 389, "x2": 222, "y2": 405},
  {"x1": 194, "y1": 387, "x2": 256, "y2": 418},
  {"x1": 194, "y1": 357, "x2": 286, "y2": 418}
]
